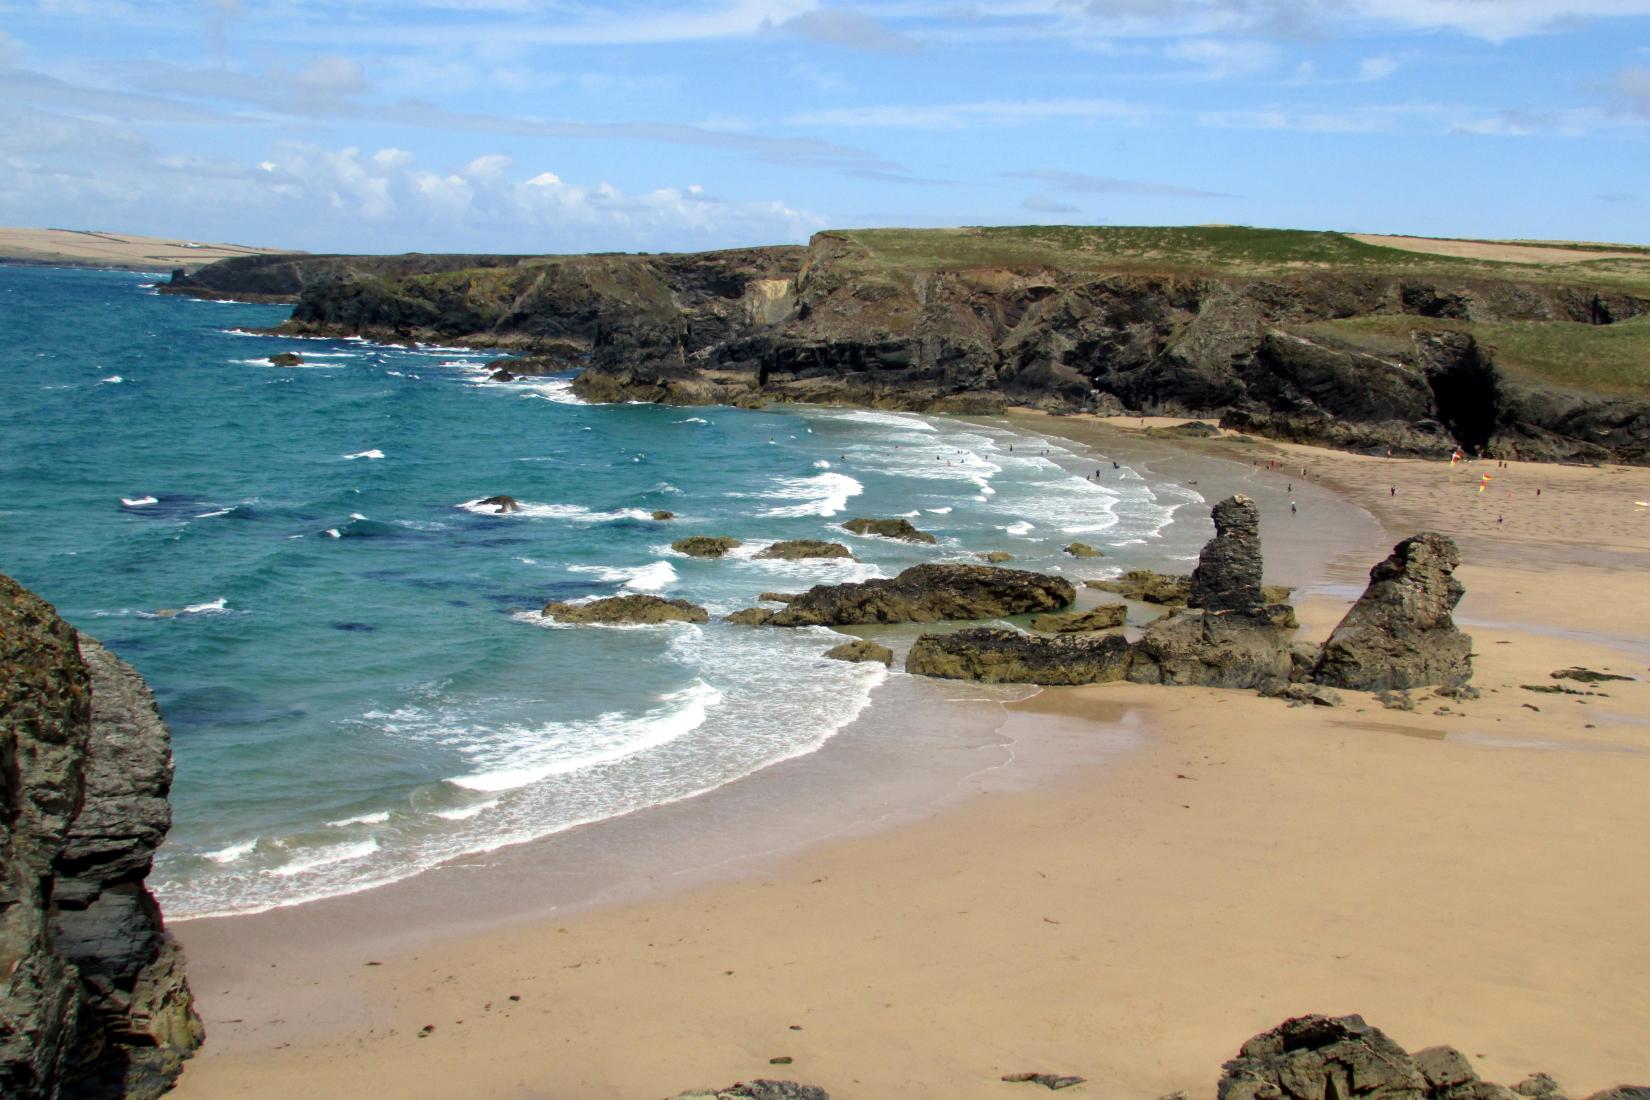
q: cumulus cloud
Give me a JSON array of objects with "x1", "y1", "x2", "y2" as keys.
[{"x1": 771, "y1": 7, "x2": 921, "y2": 53}]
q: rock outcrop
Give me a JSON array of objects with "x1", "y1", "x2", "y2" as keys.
[
  {"x1": 672, "y1": 536, "x2": 742, "y2": 559},
  {"x1": 979, "y1": 551, "x2": 1015, "y2": 563},
  {"x1": 725, "y1": 608, "x2": 777, "y2": 626},
  {"x1": 906, "y1": 628, "x2": 1132, "y2": 685},
  {"x1": 823, "y1": 640, "x2": 894, "y2": 666},
  {"x1": 1312, "y1": 533, "x2": 1472, "y2": 691},
  {"x1": 1189, "y1": 495, "x2": 1265, "y2": 613},
  {"x1": 266, "y1": 352, "x2": 302, "y2": 367},
  {"x1": 840, "y1": 518, "x2": 936, "y2": 544},
  {"x1": 476, "y1": 495, "x2": 519, "y2": 514},
  {"x1": 541, "y1": 595, "x2": 709, "y2": 625},
  {"x1": 1063, "y1": 542, "x2": 1104, "y2": 558},
  {"x1": 768, "y1": 564, "x2": 1073, "y2": 627},
  {"x1": 1087, "y1": 570, "x2": 1193, "y2": 605},
  {"x1": 1, "y1": 573, "x2": 202, "y2": 1100},
  {"x1": 755, "y1": 540, "x2": 856, "y2": 561},
  {"x1": 1029, "y1": 605, "x2": 1128, "y2": 633}
]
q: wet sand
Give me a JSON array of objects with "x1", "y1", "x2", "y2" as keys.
[{"x1": 169, "y1": 420, "x2": 1650, "y2": 1099}]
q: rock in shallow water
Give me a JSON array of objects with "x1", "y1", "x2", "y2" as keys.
[
  {"x1": 823, "y1": 639, "x2": 894, "y2": 666},
  {"x1": 755, "y1": 539, "x2": 857, "y2": 561},
  {"x1": 840, "y1": 517, "x2": 936, "y2": 544},
  {"x1": 541, "y1": 595, "x2": 709, "y2": 625},
  {"x1": 769, "y1": 564, "x2": 1073, "y2": 627},
  {"x1": 671, "y1": 535, "x2": 742, "y2": 558}
]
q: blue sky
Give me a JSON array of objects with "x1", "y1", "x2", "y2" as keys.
[{"x1": 2, "y1": 0, "x2": 1648, "y2": 253}]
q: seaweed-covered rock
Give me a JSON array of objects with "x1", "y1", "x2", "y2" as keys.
[
  {"x1": 672, "y1": 535, "x2": 743, "y2": 559},
  {"x1": 755, "y1": 540, "x2": 857, "y2": 561},
  {"x1": 1064, "y1": 542, "x2": 1105, "y2": 558},
  {"x1": 759, "y1": 591, "x2": 800, "y2": 603},
  {"x1": 726, "y1": 607, "x2": 777, "y2": 626},
  {"x1": 907, "y1": 627, "x2": 1132, "y2": 685},
  {"x1": 769, "y1": 564, "x2": 1073, "y2": 627},
  {"x1": 823, "y1": 639, "x2": 894, "y2": 666},
  {"x1": 1313, "y1": 533, "x2": 1472, "y2": 691},
  {"x1": 1029, "y1": 605, "x2": 1127, "y2": 633},
  {"x1": 541, "y1": 595, "x2": 708, "y2": 624},
  {"x1": 651, "y1": 510, "x2": 675, "y2": 521},
  {"x1": 979, "y1": 551, "x2": 1015, "y2": 563},
  {"x1": 1086, "y1": 570, "x2": 1193, "y2": 605},
  {"x1": 841, "y1": 517, "x2": 936, "y2": 544},
  {"x1": 267, "y1": 351, "x2": 303, "y2": 367}
]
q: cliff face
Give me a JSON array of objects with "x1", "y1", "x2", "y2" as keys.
[
  {"x1": 0, "y1": 574, "x2": 202, "y2": 1100},
  {"x1": 175, "y1": 232, "x2": 1650, "y2": 464}
]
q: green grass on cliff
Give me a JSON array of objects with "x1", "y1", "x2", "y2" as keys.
[
  {"x1": 1294, "y1": 313, "x2": 1650, "y2": 397},
  {"x1": 827, "y1": 225, "x2": 1650, "y2": 294}
]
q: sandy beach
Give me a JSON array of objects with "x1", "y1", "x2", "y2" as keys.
[
  {"x1": 169, "y1": 419, "x2": 1650, "y2": 1100},
  {"x1": 0, "y1": 226, "x2": 293, "y2": 271}
]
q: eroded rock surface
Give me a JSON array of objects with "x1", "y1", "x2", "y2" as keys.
[
  {"x1": 907, "y1": 628, "x2": 1132, "y2": 685},
  {"x1": 541, "y1": 595, "x2": 709, "y2": 625},
  {"x1": 1189, "y1": 495, "x2": 1264, "y2": 613},
  {"x1": 768, "y1": 564, "x2": 1073, "y2": 627},
  {"x1": 672, "y1": 536, "x2": 743, "y2": 559},
  {"x1": 755, "y1": 540, "x2": 856, "y2": 561},
  {"x1": 0, "y1": 573, "x2": 202, "y2": 1100},
  {"x1": 823, "y1": 639, "x2": 894, "y2": 666},
  {"x1": 1312, "y1": 533, "x2": 1472, "y2": 691},
  {"x1": 840, "y1": 518, "x2": 936, "y2": 544},
  {"x1": 1029, "y1": 605, "x2": 1127, "y2": 633}
]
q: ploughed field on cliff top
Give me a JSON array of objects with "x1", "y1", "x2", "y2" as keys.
[{"x1": 4, "y1": 265, "x2": 1218, "y2": 917}]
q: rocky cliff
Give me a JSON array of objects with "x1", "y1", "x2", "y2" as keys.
[
  {"x1": 172, "y1": 227, "x2": 1650, "y2": 464},
  {"x1": 1, "y1": 573, "x2": 202, "y2": 1099}
]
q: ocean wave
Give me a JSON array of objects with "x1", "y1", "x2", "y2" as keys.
[
  {"x1": 342, "y1": 449, "x2": 385, "y2": 460},
  {"x1": 100, "y1": 375, "x2": 123, "y2": 384},
  {"x1": 673, "y1": 416, "x2": 708, "y2": 424},
  {"x1": 267, "y1": 839, "x2": 381, "y2": 878},
  {"x1": 456, "y1": 498, "x2": 654, "y2": 523},
  {"x1": 121, "y1": 495, "x2": 158, "y2": 507},
  {"x1": 515, "y1": 377, "x2": 586, "y2": 404},
  {"x1": 326, "y1": 811, "x2": 390, "y2": 828},
  {"x1": 567, "y1": 560, "x2": 678, "y2": 593},
  {"x1": 758, "y1": 471, "x2": 863, "y2": 518},
  {"x1": 433, "y1": 800, "x2": 499, "y2": 821},
  {"x1": 447, "y1": 680, "x2": 724, "y2": 794},
  {"x1": 825, "y1": 409, "x2": 938, "y2": 432},
  {"x1": 203, "y1": 839, "x2": 257, "y2": 864}
]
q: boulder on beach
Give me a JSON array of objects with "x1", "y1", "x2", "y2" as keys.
[
  {"x1": 725, "y1": 607, "x2": 776, "y2": 626},
  {"x1": 1312, "y1": 532, "x2": 1472, "y2": 691},
  {"x1": 477, "y1": 495, "x2": 520, "y2": 514},
  {"x1": 1029, "y1": 604, "x2": 1127, "y2": 633},
  {"x1": 755, "y1": 540, "x2": 857, "y2": 561},
  {"x1": 541, "y1": 595, "x2": 708, "y2": 625},
  {"x1": 906, "y1": 627, "x2": 1132, "y2": 685},
  {"x1": 1064, "y1": 542, "x2": 1105, "y2": 558},
  {"x1": 672, "y1": 535, "x2": 742, "y2": 559},
  {"x1": 768, "y1": 563, "x2": 1073, "y2": 627},
  {"x1": 979, "y1": 551, "x2": 1015, "y2": 563},
  {"x1": 670, "y1": 1082, "x2": 830, "y2": 1100},
  {"x1": 841, "y1": 517, "x2": 937, "y2": 544},
  {"x1": 268, "y1": 351, "x2": 303, "y2": 367},
  {"x1": 823, "y1": 639, "x2": 894, "y2": 666}
]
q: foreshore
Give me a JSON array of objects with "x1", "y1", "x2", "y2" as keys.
[{"x1": 169, "y1": 415, "x2": 1650, "y2": 1099}]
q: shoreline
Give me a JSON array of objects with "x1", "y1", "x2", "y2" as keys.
[{"x1": 167, "y1": 412, "x2": 1650, "y2": 1098}]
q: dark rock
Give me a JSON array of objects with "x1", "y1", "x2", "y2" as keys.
[
  {"x1": 1289, "y1": 642, "x2": 1322, "y2": 683},
  {"x1": 541, "y1": 595, "x2": 709, "y2": 625},
  {"x1": 267, "y1": 351, "x2": 303, "y2": 367},
  {"x1": 1189, "y1": 495, "x2": 1265, "y2": 614},
  {"x1": 907, "y1": 627, "x2": 1132, "y2": 685},
  {"x1": 979, "y1": 551, "x2": 1015, "y2": 563},
  {"x1": 1551, "y1": 667, "x2": 1633, "y2": 684},
  {"x1": 823, "y1": 640, "x2": 894, "y2": 666},
  {"x1": 1030, "y1": 605, "x2": 1127, "y2": 633},
  {"x1": 759, "y1": 592, "x2": 799, "y2": 603},
  {"x1": 652, "y1": 510, "x2": 675, "y2": 521},
  {"x1": 477, "y1": 495, "x2": 520, "y2": 514},
  {"x1": 1128, "y1": 608, "x2": 1292, "y2": 691},
  {"x1": 755, "y1": 540, "x2": 857, "y2": 561},
  {"x1": 840, "y1": 517, "x2": 936, "y2": 544},
  {"x1": 1064, "y1": 542, "x2": 1105, "y2": 558},
  {"x1": 769, "y1": 564, "x2": 1073, "y2": 627},
  {"x1": 1003, "y1": 1071, "x2": 1088, "y2": 1090},
  {"x1": 1147, "y1": 420, "x2": 1222, "y2": 438},
  {"x1": 1581, "y1": 1090, "x2": 1650, "y2": 1100},
  {"x1": 1515, "y1": 1075, "x2": 1564, "y2": 1099},
  {"x1": 0, "y1": 575, "x2": 202, "y2": 1100},
  {"x1": 1313, "y1": 533, "x2": 1472, "y2": 692},
  {"x1": 1264, "y1": 683, "x2": 1344, "y2": 707},
  {"x1": 726, "y1": 608, "x2": 777, "y2": 626},
  {"x1": 672, "y1": 536, "x2": 743, "y2": 558},
  {"x1": 489, "y1": 369, "x2": 515, "y2": 382},
  {"x1": 1085, "y1": 570, "x2": 1192, "y2": 605},
  {"x1": 1414, "y1": 1046, "x2": 1479, "y2": 1090},
  {"x1": 1218, "y1": 1014, "x2": 1427, "y2": 1100},
  {"x1": 670, "y1": 1083, "x2": 830, "y2": 1100}
]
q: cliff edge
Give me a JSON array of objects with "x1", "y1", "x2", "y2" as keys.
[{"x1": 1, "y1": 573, "x2": 203, "y2": 1100}]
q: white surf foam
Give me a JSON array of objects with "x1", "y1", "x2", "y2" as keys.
[
  {"x1": 324, "y1": 528, "x2": 341, "y2": 539},
  {"x1": 567, "y1": 560, "x2": 678, "y2": 593},
  {"x1": 516, "y1": 377, "x2": 586, "y2": 404},
  {"x1": 195, "y1": 508, "x2": 233, "y2": 518},
  {"x1": 433, "y1": 800, "x2": 500, "y2": 821},
  {"x1": 759, "y1": 472, "x2": 863, "y2": 518},
  {"x1": 100, "y1": 375, "x2": 123, "y2": 384},
  {"x1": 121, "y1": 495, "x2": 158, "y2": 507},
  {"x1": 203, "y1": 839, "x2": 256, "y2": 864},
  {"x1": 343, "y1": 449, "x2": 385, "y2": 460},
  {"x1": 267, "y1": 839, "x2": 381, "y2": 878},
  {"x1": 326, "y1": 812, "x2": 390, "y2": 828},
  {"x1": 182, "y1": 598, "x2": 228, "y2": 615},
  {"x1": 456, "y1": 499, "x2": 653, "y2": 522}
]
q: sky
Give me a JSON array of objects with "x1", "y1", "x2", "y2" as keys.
[{"x1": 2, "y1": 0, "x2": 1648, "y2": 254}]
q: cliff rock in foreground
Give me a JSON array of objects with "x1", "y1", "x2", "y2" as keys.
[{"x1": 1, "y1": 573, "x2": 203, "y2": 1099}]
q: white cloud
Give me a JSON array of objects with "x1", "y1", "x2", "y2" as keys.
[
  {"x1": 0, "y1": 28, "x2": 21, "y2": 66},
  {"x1": 1615, "y1": 65, "x2": 1650, "y2": 117},
  {"x1": 1358, "y1": 54, "x2": 1399, "y2": 81},
  {"x1": 771, "y1": 7, "x2": 921, "y2": 53},
  {"x1": 291, "y1": 55, "x2": 367, "y2": 96},
  {"x1": 788, "y1": 97, "x2": 1144, "y2": 129},
  {"x1": 1163, "y1": 38, "x2": 1279, "y2": 79}
]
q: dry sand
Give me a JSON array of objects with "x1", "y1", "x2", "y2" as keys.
[
  {"x1": 0, "y1": 225, "x2": 293, "y2": 271},
  {"x1": 169, "y1": 421, "x2": 1650, "y2": 1100},
  {"x1": 1348, "y1": 233, "x2": 1647, "y2": 265}
]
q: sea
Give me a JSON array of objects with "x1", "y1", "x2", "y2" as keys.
[{"x1": 0, "y1": 265, "x2": 1211, "y2": 918}]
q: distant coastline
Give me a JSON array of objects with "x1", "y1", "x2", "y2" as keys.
[{"x1": 0, "y1": 225, "x2": 297, "y2": 273}]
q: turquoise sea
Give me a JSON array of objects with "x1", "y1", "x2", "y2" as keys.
[{"x1": 0, "y1": 265, "x2": 1209, "y2": 917}]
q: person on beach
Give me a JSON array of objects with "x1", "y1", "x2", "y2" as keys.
[
  {"x1": 1390, "y1": 486, "x2": 1396, "y2": 496},
  {"x1": 1290, "y1": 501, "x2": 1297, "y2": 515}
]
